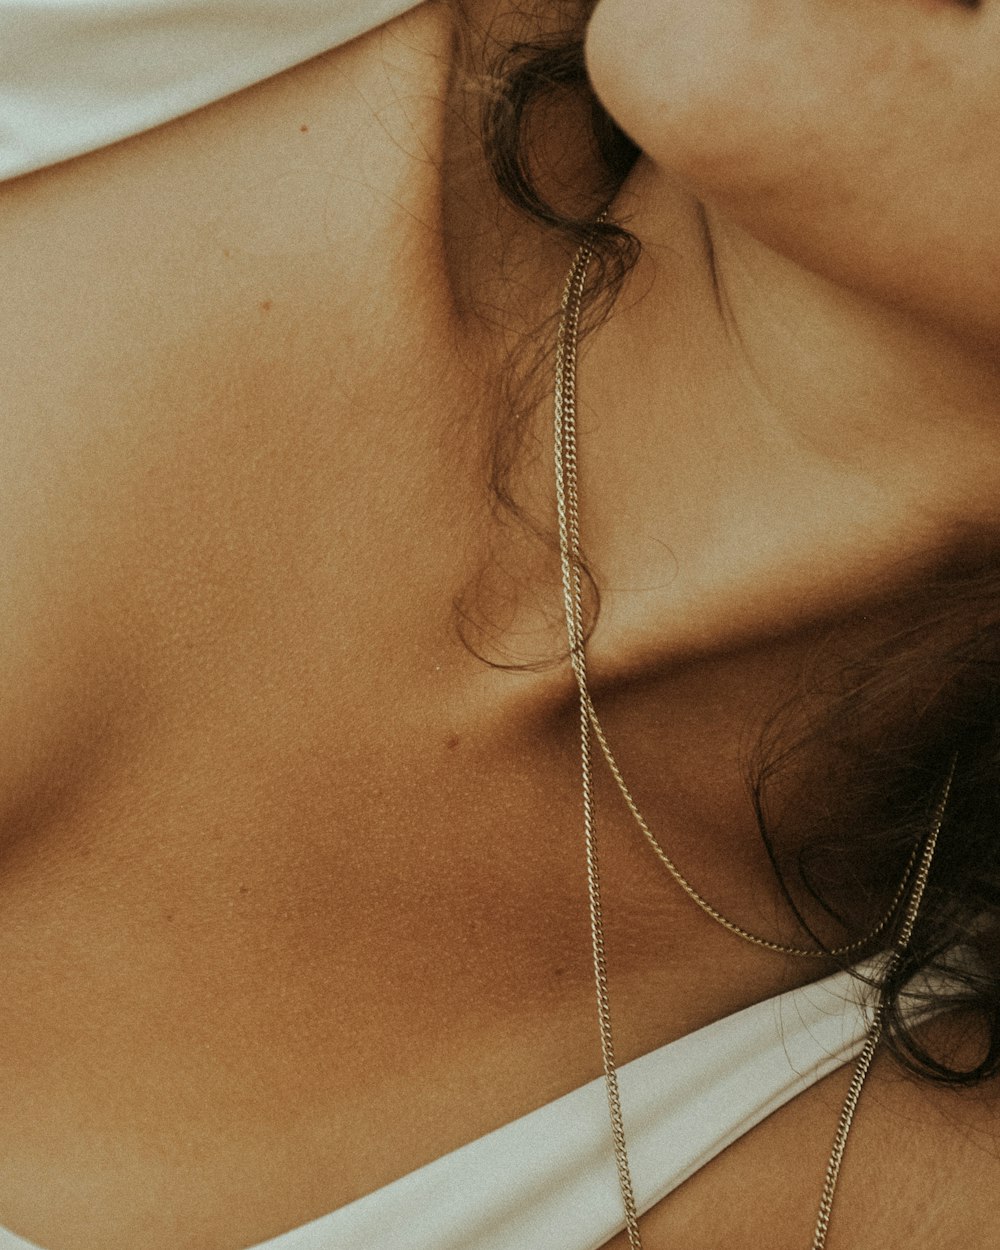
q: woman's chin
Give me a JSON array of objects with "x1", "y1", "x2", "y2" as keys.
[{"x1": 584, "y1": 0, "x2": 1000, "y2": 346}]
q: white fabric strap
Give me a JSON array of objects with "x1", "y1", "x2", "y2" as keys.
[
  {"x1": 0, "y1": 0, "x2": 425, "y2": 183},
  {"x1": 0, "y1": 967, "x2": 879, "y2": 1250},
  {"x1": 260, "y1": 968, "x2": 875, "y2": 1250}
]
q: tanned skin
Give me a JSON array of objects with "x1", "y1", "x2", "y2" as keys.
[{"x1": 0, "y1": 2, "x2": 996, "y2": 1246}]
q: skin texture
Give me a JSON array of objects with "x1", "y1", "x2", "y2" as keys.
[{"x1": 0, "y1": 2, "x2": 996, "y2": 1248}]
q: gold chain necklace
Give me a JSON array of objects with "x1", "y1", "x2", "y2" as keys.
[{"x1": 552, "y1": 227, "x2": 956, "y2": 1249}]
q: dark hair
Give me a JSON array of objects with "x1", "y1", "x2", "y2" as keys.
[
  {"x1": 471, "y1": 5, "x2": 1000, "y2": 1086},
  {"x1": 480, "y1": 3, "x2": 639, "y2": 311}
]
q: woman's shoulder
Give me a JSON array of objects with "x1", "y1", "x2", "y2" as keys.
[{"x1": 0, "y1": 0, "x2": 461, "y2": 821}]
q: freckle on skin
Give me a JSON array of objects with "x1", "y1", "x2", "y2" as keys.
[
  {"x1": 299, "y1": 124, "x2": 310, "y2": 133},
  {"x1": 446, "y1": 735, "x2": 460, "y2": 750},
  {"x1": 259, "y1": 299, "x2": 273, "y2": 313}
]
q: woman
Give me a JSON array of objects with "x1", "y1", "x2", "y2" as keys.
[{"x1": 0, "y1": 0, "x2": 996, "y2": 1247}]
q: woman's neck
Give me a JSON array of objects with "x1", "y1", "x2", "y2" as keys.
[{"x1": 564, "y1": 157, "x2": 1000, "y2": 675}]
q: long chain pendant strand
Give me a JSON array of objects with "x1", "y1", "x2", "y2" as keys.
[
  {"x1": 553, "y1": 225, "x2": 958, "y2": 1249},
  {"x1": 810, "y1": 754, "x2": 955, "y2": 1250},
  {"x1": 555, "y1": 235, "x2": 643, "y2": 1249}
]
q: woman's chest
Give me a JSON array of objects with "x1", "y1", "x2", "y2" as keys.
[{"x1": 0, "y1": 644, "x2": 853, "y2": 1250}]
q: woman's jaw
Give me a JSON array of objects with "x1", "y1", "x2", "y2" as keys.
[{"x1": 585, "y1": 0, "x2": 1000, "y2": 346}]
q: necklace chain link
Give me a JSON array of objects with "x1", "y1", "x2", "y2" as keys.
[{"x1": 552, "y1": 227, "x2": 956, "y2": 1250}]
